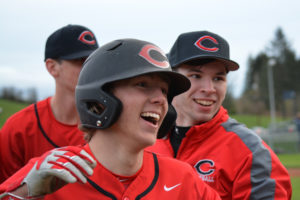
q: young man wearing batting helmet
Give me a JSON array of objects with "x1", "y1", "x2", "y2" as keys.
[
  {"x1": 0, "y1": 24, "x2": 99, "y2": 183},
  {"x1": 0, "y1": 39, "x2": 221, "y2": 200},
  {"x1": 148, "y1": 31, "x2": 292, "y2": 199}
]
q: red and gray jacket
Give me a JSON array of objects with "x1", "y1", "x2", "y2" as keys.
[{"x1": 147, "y1": 106, "x2": 292, "y2": 199}]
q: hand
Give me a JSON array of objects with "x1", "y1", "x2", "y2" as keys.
[{"x1": 22, "y1": 146, "x2": 96, "y2": 197}]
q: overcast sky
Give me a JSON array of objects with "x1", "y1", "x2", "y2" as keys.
[{"x1": 1, "y1": 0, "x2": 299, "y2": 100}]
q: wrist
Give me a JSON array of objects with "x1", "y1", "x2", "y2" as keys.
[
  {"x1": 0, "y1": 192, "x2": 43, "y2": 200},
  {"x1": 0, "y1": 184, "x2": 43, "y2": 200}
]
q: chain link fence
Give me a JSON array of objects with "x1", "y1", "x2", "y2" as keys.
[{"x1": 252, "y1": 121, "x2": 300, "y2": 154}]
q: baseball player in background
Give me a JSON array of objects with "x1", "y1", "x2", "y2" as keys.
[
  {"x1": 147, "y1": 31, "x2": 292, "y2": 199},
  {"x1": 0, "y1": 24, "x2": 99, "y2": 183},
  {"x1": 0, "y1": 39, "x2": 221, "y2": 199}
]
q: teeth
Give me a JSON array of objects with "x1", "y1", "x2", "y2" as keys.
[
  {"x1": 141, "y1": 112, "x2": 160, "y2": 122},
  {"x1": 195, "y1": 99, "x2": 213, "y2": 106}
]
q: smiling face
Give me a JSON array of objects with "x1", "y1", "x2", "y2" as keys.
[
  {"x1": 108, "y1": 74, "x2": 169, "y2": 150},
  {"x1": 172, "y1": 60, "x2": 227, "y2": 126}
]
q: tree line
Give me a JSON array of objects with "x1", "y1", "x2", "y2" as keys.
[
  {"x1": 225, "y1": 27, "x2": 300, "y2": 119},
  {"x1": 0, "y1": 87, "x2": 37, "y2": 104}
]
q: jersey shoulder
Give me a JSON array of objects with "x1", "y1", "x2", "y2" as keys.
[{"x1": 222, "y1": 117, "x2": 263, "y2": 146}]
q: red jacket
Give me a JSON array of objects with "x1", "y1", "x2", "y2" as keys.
[
  {"x1": 0, "y1": 145, "x2": 221, "y2": 200},
  {"x1": 0, "y1": 97, "x2": 85, "y2": 183},
  {"x1": 147, "y1": 106, "x2": 292, "y2": 200}
]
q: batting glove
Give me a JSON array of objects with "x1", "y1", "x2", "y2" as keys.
[{"x1": 21, "y1": 146, "x2": 97, "y2": 197}]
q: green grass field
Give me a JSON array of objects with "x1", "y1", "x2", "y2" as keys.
[
  {"x1": 231, "y1": 114, "x2": 287, "y2": 129},
  {"x1": 291, "y1": 178, "x2": 300, "y2": 199},
  {"x1": 278, "y1": 154, "x2": 300, "y2": 168},
  {"x1": 0, "y1": 99, "x2": 29, "y2": 127},
  {"x1": 277, "y1": 154, "x2": 300, "y2": 199},
  {"x1": 0, "y1": 99, "x2": 299, "y2": 198},
  {"x1": 231, "y1": 114, "x2": 272, "y2": 128}
]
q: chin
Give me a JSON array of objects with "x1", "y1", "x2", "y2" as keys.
[
  {"x1": 195, "y1": 113, "x2": 214, "y2": 123},
  {"x1": 140, "y1": 135, "x2": 157, "y2": 148}
]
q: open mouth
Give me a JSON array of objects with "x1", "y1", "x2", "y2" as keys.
[
  {"x1": 194, "y1": 99, "x2": 214, "y2": 106},
  {"x1": 141, "y1": 112, "x2": 160, "y2": 125}
]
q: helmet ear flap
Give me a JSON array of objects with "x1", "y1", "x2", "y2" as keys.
[
  {"x1": 157, "y1": 104, "x2": 177, "y2": 139},
  {"x1": 76, "y1": 86, "x2": 122, "y2": 129}
]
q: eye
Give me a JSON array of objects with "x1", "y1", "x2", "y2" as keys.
[
  {"x1": 188, "y1": 74, "x2": 201, "y2": 79},
  {"x1": 161, "y1": 87, "x2": 168, "y2": 96},
  {"x1": 213, "y1": 76, "x2": 226, "y2": 81},
  {"x1": 136, "y1": 81, "x2": 147, "y2": 87}
]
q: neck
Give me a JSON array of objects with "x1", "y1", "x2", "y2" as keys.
[
  {"x1": 50, "y1": 89, "x2": 79, "y2": 125},
  {"x1": 89, "y1": 132, "x2": 143, "y2": 176},
  {"x1": 175, "y1": 112, "x2": 199, "y2": 126}
]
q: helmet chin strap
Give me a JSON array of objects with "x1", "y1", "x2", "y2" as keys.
[{"x1": 157, "y1": 104, "x2": 177, "y2": 139}]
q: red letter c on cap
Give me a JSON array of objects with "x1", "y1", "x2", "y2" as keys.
[
  {"x1": 78, "y1": 31, "x2": 96, "y2": 45},
  {"x1": 194, "y1": 35, "x2": 219, "y2": 52}
]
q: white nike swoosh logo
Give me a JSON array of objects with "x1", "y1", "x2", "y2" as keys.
[{"x1": 164, "y1": 183, "x2": 181, "y2": 191}]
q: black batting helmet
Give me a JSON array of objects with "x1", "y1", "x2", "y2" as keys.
[{"x1": 75, "y1": 39, "x2": 190, "y2": 138}]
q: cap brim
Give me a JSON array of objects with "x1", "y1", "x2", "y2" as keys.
[
  {"x1": 173, "y1": 55, "x2": 239, "y2": 71},
  {"x1": 215, "y1": 58, "x2": 239, "y2": 71},
  {"x1": 59, "y1": 49, "x2": 96, "y2": 60}
]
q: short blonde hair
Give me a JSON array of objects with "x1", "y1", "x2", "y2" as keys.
[{"x1": 78, "y1": 102, "x2": 105, "y2": 142}]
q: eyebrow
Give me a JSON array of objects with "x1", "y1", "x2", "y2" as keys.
[{"x1": 188, "y1": 68, "x2": 227, "y2": 76}]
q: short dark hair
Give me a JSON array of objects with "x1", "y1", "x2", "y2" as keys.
[{"x1": 174, "y1": 58, "x2": 229, "y2": 73}]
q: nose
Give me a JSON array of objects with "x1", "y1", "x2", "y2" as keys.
[
  {"x1": 150, "y1": 87, "x2": 168, "y2": 105},
  {"x1": 199, "y1": 78, "x2": 216, "y2": 94}
]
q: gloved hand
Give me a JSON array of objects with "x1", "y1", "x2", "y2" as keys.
[{"x1": 22, "y1": 146, "x2": 97, "y2": 197}]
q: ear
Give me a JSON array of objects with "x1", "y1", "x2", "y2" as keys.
[{"x1": 45, "y1": 58, "x2": 60, "y2": 78}]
